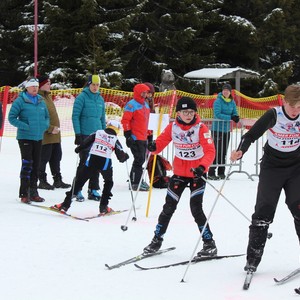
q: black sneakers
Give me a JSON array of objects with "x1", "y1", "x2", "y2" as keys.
[
  {"x1": 143, "y1": 236, "x2": 163, "y2": 254},
  {"x1": 207, "y1": 175, "x2": 220, "y2": 180},
  {"x1": 53, "y1": 174, "x2": 71, "y2": 189},
  {"x1": 38, "y1": 180, "x2": 55, "y2": 190},
  {"x1": 197, "y1": 240, "x2": 217, "y2": 256}
]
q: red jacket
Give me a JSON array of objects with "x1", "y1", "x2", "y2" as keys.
[
  {"x1": 121, "y1": 84, "x2": 150, "y2": 141},
  {"x1": 152, "y1": 115, "x2": 215, "y2": 177}
]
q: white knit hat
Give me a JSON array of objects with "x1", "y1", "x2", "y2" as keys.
[
  {"x1": 106, "y1": 120, "x2": 122, "y2": 133},
  {"x1": 25, "y1": 78, "x2": 39, "y2": 88}
]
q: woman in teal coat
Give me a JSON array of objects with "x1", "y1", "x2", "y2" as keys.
[
  {"x1": 72, "y1": 74, "x2": 106, "y2": 201},
  {"x1": 208, "y1": 84, "x2": 239, "y2": 180},
  {"x1": 9, "y1": 77, "x2": 49, "y2": 203}
]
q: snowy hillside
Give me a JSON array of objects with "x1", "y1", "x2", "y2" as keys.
[{"x1": 0, "y1": 136, "x2": 299, "y2": 300}]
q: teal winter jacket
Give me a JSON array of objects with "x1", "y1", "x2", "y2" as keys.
[
  {"x1": 8, "y1": 91, "x2": 49, "y2": 140},
  {"x1": 211, "y1": 92, "x2": 238, "y2": 132},
  {"x1": 72, "y1": 87, "x2": 106, "y2": 135}
]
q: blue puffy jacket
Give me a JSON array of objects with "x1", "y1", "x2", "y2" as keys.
[
  {"x1": 211, "y1": 92, "x2": 239, "y2": 132},
  {"x1": 8, "y1": 91, "x2": 49, "y2": 140},
  {"x1": 72, "y1": 87, "x2": 106, "y2": 135}
]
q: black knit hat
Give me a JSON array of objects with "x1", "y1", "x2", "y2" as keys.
[
  {"x1": 222, "y1": 83, "x2": 232, "y2": 91},
  {"x1": 176, "y1": 97, "x2": 197, "y2": 112}
]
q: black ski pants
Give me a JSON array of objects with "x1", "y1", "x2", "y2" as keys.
[
  {"x1": 63, "y1": 155, "x2": 113, "y2": 208},
  {"x1": 209, "y1": 131, "x2": 230, "y2": 176},
  {"x1": 129, "y1": 140, "x2": 147, "y2": 185},
  {"x1": 18, "y1": 139, "x2": 42, "y2": 197},
  {"x1": 154, "y1": 174, "x2": 214, "y2": 241},
  {"x1": 246, "y1": 157, "x2": 300, "y2": 265},
  {"x1": 75, "y1": 134, "x2": 100, "y2": 190},
  {"x1": 39, "y1": 143, "x2": 62, "y2": 180}
]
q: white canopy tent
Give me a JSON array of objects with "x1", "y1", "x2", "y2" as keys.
[{"x1": 184, "y1": 67, "x2": 260, "y2": 95}]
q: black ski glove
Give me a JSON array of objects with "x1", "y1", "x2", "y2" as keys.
[
  {"x1": 74, "y1": 146, "x2": 81, "y2": 154},
  {"x1": 74, "y1": 134, "x2": 82, "y2": 145},
  {"x1": 147, "y1": 134, "x2": 153, "y2": 143},
  {"x1": 124, "y1": 130, "x2": 134, "y2": 148},
  {"x1": 147, "y1": 141, "x2": 156, "y2": 152},
  {"x1": 231, "y1": 115, "x2": 240, "y2": 123},
  {"x1": 191, "y1": 166, "x2": 205, "y2": 178},
  {"x1": 119, "y1": 153, "x2": 130, "y2": 163}
]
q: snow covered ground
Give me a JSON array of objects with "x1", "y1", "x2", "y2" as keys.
[{"x1": 0, "y1": 136, "x2": 300, "y2": 300}]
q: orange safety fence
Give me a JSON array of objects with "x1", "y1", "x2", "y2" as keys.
[{"x1": 0, "y1": 86, "x2": 282, "y2": 137}]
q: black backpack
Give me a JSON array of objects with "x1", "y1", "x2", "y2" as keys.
[{"x1": 147, "y1": 154, "x2": 172, "y2": 188}]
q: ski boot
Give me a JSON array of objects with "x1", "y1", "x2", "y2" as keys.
[
  {"x1": 143, "y1": 235, "x2": 163, "y2": 254},
  {"x1": 75, "y1": 190, "x2": 85, "y2": 202},
  {"x1": 88, "y1": 189, "x2": 101, "y2": 201},
  {"x1": 51, "y1": 203, "x2": 70, "y2": 213},
  {"x1": 99, "y1": 205, "x2": 114, "y2": 215},
  {"x1": 197, "y1": 239, "x2": 217, "y2": 257}
]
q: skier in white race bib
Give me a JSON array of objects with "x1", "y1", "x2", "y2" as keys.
[
  {"x1": 231, "y1": 84, "x2": 300, "y2": 273},
  {"x1": 52, "y1": 120, "x2": 129, "y2": 215}
]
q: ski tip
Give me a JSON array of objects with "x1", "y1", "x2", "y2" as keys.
[
  {"x1": 295, "y1": 288, "x2": 300, "y2": 295},
  {"x1": 273, "y1": 278, "x2": 279, "y2": 283},
  {"x1": 134, "y1": 263, "x2": 144, "y2": 270},
  {"x1": 104, "y1": 264, "x2": 112, "y2": 270}
]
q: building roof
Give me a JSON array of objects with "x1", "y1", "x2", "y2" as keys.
[
  {"x1": 184, "y1": 67, "x2": 259, "y2": 80},
  {"x1": 183, "y1": 67, "x2": 260, "y2": 94}
]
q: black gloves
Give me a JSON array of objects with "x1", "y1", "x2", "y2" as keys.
[
  {"x1": 147, "y1": 134, "x2": 153, "y2": 143},
  {"x1": 74, "y1": 134, "x2": 82, "y2": 145},
  {"x1": 191, "y1": 166, "x2": 205, "y2": 178},
  {"x1": 231, "y1": 115, "x2": 240, "y2": 123},
  {"x1": 147, "y1": 141, "x2": 156, "y2": 152},
  {"x1": 126, "y1": 137, "x2": 134, "y2": 148},
  {"x1": 74, "y1": 146, "x2": 81, "y2": 154},
  {"x1": 124, "y1": 130, "x2": 134, "y2": 148},
  {"x1": 119, "y1": 153, "x2": 130, "y2": 163}
]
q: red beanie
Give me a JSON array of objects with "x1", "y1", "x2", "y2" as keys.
[{"x1": 37, "y1": 75, "x2": 49, "y2": 88}]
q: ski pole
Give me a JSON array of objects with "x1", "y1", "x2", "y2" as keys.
[
  {"x1": 125, "y1": 158, "x2": 137, "y2": 221},
  {"x1": 180, "y1": 163, "x2": 233, "y2": 283},
  {"x1": 146, "y1": 109, "x2": 164, "y2": 217},
  {"x1": 200, "y1": 173, "x2": 251, "y2": 222},
  {"x1": 121, "y1": 152, "x2": 151, "y2": 231},
  {"x1": 70, "y1": 154, "x2": 80, "y2": 197},
  {"x1": 199, "y1": 173, "x2": 272, "y2": 239}
]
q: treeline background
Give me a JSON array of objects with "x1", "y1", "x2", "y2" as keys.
[{"x1": 0, "y1": 0, "x2": 299, "y2": 96}]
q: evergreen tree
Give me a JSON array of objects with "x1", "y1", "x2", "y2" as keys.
[
  {"x1": 123, "y1": 0, "x2": 220, "y2": 88},
  {"x1": 0, "y1": 0, "x2": 33, "y2": 85}
]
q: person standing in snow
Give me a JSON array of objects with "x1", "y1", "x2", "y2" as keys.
[
  {"x1": 230, "y1": 84, "x2": 300, "y2": 273},
  {"x1": 121, "y1": 83, "x2": 152, "y2": 192},
  {"x1": 144, "y1": 82, "x2": 155, "y2": 113},
  {"x1": 143, "y1": 97, "x2": 218, "y2": 256},
  {"x1": 208, "y1": 83, "x2": 239, "y2": 180},
  {"x1": 37, "y1": 74, "x2": 71, "y2": 190},
  {"x1": 8, "y1": 77, "x2": 49, "y2": 203},
  {"x1": 72, "y1": 74, "x2": 106, "y2": 202},
  {"x1": 52, "y1": 120, "x2": 129, "y2": 215}
]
